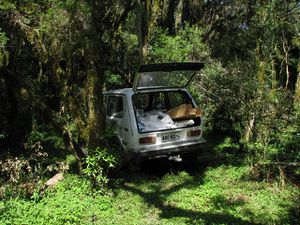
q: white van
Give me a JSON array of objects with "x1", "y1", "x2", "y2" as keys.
[{"x1": 104, "y1": 63, "x2": 205, "y2": 164}]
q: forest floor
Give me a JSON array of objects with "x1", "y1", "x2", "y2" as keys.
[{"x1": 1, "y1": 156, "x2": 299, "y2": 225}]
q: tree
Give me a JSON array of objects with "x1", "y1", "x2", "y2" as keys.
[
  {"x1": 0, "y1": 0, "x2": 136, "y2": 171},
  {"x1": 250, "y1": 0, "x2": 300, "y2": 90}
]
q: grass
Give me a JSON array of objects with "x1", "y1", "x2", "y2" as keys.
[{"x1": 1, "y1": 164, "x2": 299, "y2": 225}]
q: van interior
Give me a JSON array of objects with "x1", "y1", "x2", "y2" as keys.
[{"x1": 132, "y1": 91, "x2": 201, "y2": 133}]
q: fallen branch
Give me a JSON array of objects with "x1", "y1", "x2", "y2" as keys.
[{"x1": 45, "y1": 173, "x2": 64, "y2": 188}]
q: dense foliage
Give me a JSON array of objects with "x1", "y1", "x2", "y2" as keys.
[{"x1": 0, "y1": 1, "x2": 299, "y2": 222}]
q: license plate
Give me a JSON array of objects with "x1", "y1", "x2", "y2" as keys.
[{"x1": 162, "y1": 132, "x2": 180, "y2": 142}]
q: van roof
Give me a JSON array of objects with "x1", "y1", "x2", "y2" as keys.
[{"x1": 103, "y1": 88, "x2": 133, "y2": 95}]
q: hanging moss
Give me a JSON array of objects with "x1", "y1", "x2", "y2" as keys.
[{"x1": 0, "y1": 50, "x2": 9, "y2": 68}]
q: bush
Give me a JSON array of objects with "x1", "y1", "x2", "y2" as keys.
[
  {"x1": 194, "y1": 56, "x2": 299, "y2": 181},
  {"x1": 0, "y1": 122, "x2": 70, "y2": 199},
  {"x1": 83, "y1": 147, "x2": 118, "y2": 188},
  {"x1": 194, "y1": 60, "x2": 258, "y2": 136}
]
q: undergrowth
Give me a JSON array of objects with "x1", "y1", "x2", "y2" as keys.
[
  {"x1": 0, "y1": 175, "x2": 113, "y2": 225},
  {"x1": 1, "y1": 165, "x2": 299, "y2": 225}
]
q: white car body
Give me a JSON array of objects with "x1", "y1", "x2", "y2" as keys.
[{"x1": 103, "y1": 63, "x2": 205, "y2": 160}]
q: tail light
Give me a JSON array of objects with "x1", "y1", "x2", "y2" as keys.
[
  {"x1": 139, "y1": 136, "x2": 156, "y2": 145},
  {"x1": 187, "y1": 129, "x2": 202, "y2": 137}
]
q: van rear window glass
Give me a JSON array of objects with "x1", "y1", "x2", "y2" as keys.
[{"x1": 133, "y1": 91, "x2": 191, "y2": 111}]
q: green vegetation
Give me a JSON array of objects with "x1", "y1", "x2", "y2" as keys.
[
  {"x1": 0, "y1": 1, "x2": 300, "y2": 224},
  {"x1": 1, "y1": 165, "x2": 299, "y2": 225},
  {"x1": 83, "y1": 147, "x2": 118, "y2": 187}
]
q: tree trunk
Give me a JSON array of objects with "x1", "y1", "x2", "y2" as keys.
[
  {"x1": 136, "y1": 0, "x2": 144, "y2": 65},
  {"x1": 87, "y1": 64, "x2": 105, "y2": 149},
  {"x1": 243, "y1": 114, "x2": 255, "y2": 142},
  {"x1": 174, "y1": 0, "x2": 183, "y2": 30},
  {"x1": 283, "y1": 39, "x2": 290, "y2": 89},
  {"x1": 166, "y1": 0, "x2": 178, "y2": 34},
  {"x1": 294, "y1": 59, "x2": 300, "y2": 105},
  {"x1": 271, "y1": 59, "x2": 277, "y2": 89}
]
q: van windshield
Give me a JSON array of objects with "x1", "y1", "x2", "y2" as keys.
[{"x1": 132, "y1": 91, "x2": 201, "y2": 133}]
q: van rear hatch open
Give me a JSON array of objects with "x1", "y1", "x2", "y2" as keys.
[
  {"x1": 132, "y1": 63, "x2": 204, "y2": 134},
  {"x1": 133, "y1": 62, "x2": 204, "y2": 92}
]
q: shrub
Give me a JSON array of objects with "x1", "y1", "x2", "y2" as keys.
[
  {"x1": 194, "y1": 60, "x2": 258, "y2": 136},
  {"x1": 83, "y1": 147, "x2": 117, "y2": 188},
  {"x1": 0, "y1": 122, "x2": 70, "y2": 199}
]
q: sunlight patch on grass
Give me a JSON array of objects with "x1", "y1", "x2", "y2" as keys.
[{"x1": 0, "y1": 166, "x2": 298, "y2": 224}]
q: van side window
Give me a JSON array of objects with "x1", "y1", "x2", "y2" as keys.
[{"x1": 107, "y1": 96, "x2": 123, "y2": 117}]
